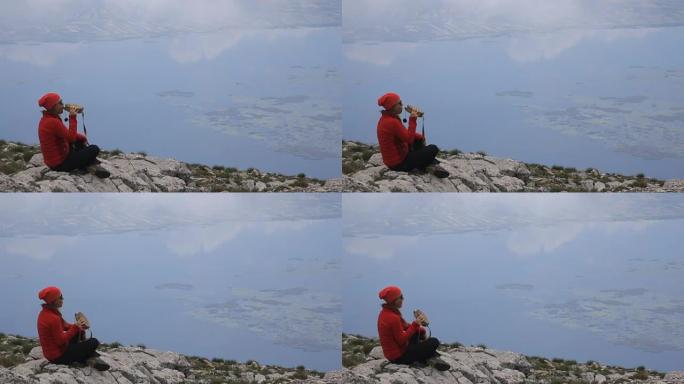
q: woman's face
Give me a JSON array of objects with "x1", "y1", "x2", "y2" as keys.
[
  {"x1": 389, "y1": 100, "x2": 403, "y2": 115},
  {"x1": 393, "y1": 294, "x2": 404, "y2": 309},
  {"x1": 49, "y1": 100, "x2": 65, "y2": 115},
  {"x1": 53, "y1": 295, "x2": 64, "y2": 308}
]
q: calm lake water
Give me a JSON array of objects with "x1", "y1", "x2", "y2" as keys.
[
  {"x1": 0, "y1": 2, "x2": 341, "y2": 179},
  {"x1": 0, "y1": 194, "x2": 341, "y2": 371},
  {"x1": 343, "y1": 1, "x2": 684, "y2": 179},
  {"x1": 343, "y1": 194, "x2": 684, "y2": 372}
]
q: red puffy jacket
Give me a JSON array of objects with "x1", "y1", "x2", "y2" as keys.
[
  {"x1": 377, "y1": 305, "x2": 421, "y2": 361},
  {"x1": 37, "y1": 305, "x2": 80, "y2": 361},
  {"x1": 376, "y1": 111, "x2": 423, "y2": 168},
  {"x1": 38, "y1": 112, "x2": 86, "y2": 168}
]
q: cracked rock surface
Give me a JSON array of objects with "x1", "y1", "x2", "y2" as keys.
[
  {"x1": 342, "y1": 141, "x2": 684, "y2": 192},
  {"x1": 0, "y1": 334, "x2": 331, "y2": 384},
  {"x1": 337, "y1": 334, "x2": 681, "y2": 384},
  {"x1": 0, "y1": 141, "x2": 341, "y2": 192},
  {"x1": 1, "y1": 346, "x2": 191, "y2": 384}
]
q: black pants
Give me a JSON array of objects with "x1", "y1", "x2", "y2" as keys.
[
  {"x1": 392, "y1": 333, "x2": 440, "y2": 365},
  {"x1": 391, "y1": 144, "x2": 439, "y2": 172},
  {"x1": 53, "y1": 142, "x2": 100, "y2": 172},
  {"x1": 52, "y1": 333, "x2": 100, "y2": 365}
]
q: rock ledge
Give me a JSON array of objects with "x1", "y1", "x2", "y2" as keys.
[
  {"x1": 342, "y1": 141, "x2": 684, "y2": 192},
  {"x1": 0, "y1": 141, "x2": 341, "y2": 192}
]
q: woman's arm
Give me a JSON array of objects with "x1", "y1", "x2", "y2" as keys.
[
  {"x1": 49, "y1": 116, "x2": 80, "y2": 143},
  {"x1": 391, "y1": 116, "x2": 418, "y2": 144},
  {"x1": 390, "y1": 315, "x2": 420, "y2": 345},
  {"x1": 47, "y1": 317, "x2": 79, "y2": 350}
]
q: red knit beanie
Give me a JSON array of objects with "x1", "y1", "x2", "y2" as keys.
[
  {"x1": 38, "y1": 93, "x2": 61, "y2": 110},
  {"x1": 377, "y1": 92, "x2": 400, "y2": 110},
  {"x1": 38, "y1": 286, "x2": 62, "y2": 304},
  {"x1": 379, "y1": 285, "x2": 402, "y2": 303}
]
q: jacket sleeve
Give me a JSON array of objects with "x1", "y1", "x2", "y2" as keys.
[
  {"x1": 390, "y1": 315, "x2": 420, "y2": 346},
  {"x1": 391, "y1": 116, "x2": 417, "y2": 145},
  {"x1": 46, "y1": 317, "x2": 79, "y2": 350},
  {"x1": 50, "y1": 116, "x2": 79, "y2": 143}
]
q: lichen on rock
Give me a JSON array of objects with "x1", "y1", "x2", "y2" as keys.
[
  {"x1": 0, "y1": 141, "x2": 341, "y2": 192},
  {"x1": 342, "y1": 141, "x2": 684, "y2": 193},
  {"x1": 338, "y1": 334, "x2": 678, "y2": 384}
]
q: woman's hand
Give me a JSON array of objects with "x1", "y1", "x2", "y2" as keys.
[
  {"x1": 75, "y1": 312, "x2": 90, "y2": 330},
  {"x1": 413, "y1": 309, "x2": 429, "y2": 326}
]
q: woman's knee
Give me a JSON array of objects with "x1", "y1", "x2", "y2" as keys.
[
  {"x1": 86, "y1": 338, "x2": 100, "y2": 349},
  {"x1": 88, "y1": 145, "x2": 100, "y2": 156},
  {"x1": 428, "y1": 337, "x2": 440, "y2": 349},
  {"x1": 427, "y1": 144, "x2": 439, "y2": 155}
]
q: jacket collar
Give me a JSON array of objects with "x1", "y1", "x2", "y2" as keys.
[
  {"x1": 382, "y1": 303, "x2": 401, "y2": 315},
  {"x1": 381, "y1": 110, "x2": 401, "y2": 121},
  {"x1": 41, "y1": 303, "x2": 62, "y2": 316},
  {"x1": 42, "y1": 111, "x2": 61, "y2": 119}
]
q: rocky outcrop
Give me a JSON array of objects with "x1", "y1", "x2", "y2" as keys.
[
  {"x1": 342, "y1": 141, "x2": 684, "y2": 192},
  {"x1": 1, "y1": 345, "x2": 191, "y2": 384},
  {"x1": 1, "y1": 333, "x2": 681, "y2": 384},
  {"x1": 338, "y1": 334, "x2": 680, "y2": 384},
  {"x1": 0, "y1": 334, "x2": 331, "y2": 384},
  {"x1": 0, "y1": 141, "x2": 341, "y2": 192}
]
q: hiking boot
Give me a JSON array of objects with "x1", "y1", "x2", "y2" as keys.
[
  {"x1": 427, "y1": 164, "x2": 449, "y2": 178},
  {"x1": 88, "y1": 164, "x2": 111, "y2": 179},
  {"x1": 87, "y1": 357, "x2": 110, "y2": 371},
  {"x1": 428, "y1": 357, "x2": 450, "y2": 371}
]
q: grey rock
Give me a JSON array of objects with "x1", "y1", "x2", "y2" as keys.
[
  {"x1": 663, "y1": 179, "x2": 684, "y2": 191},
  {"x1": 367, "y1": 153, "x2": 384, "y2": 167},
  {"x1": 27, "y1": 346, "x2": 44, "y2": 360},
  {"x1": 664, "y1": 371, "x2": 684, "y2": 383},
  {"x1": 0, "y1": 145, "x2": 342, "y2": 192},
  {"x1": 342, "y1": 141, "x2": 684, "y2": 192},
  {"x1": 338, "y1": 335, "x2": 674, "y2": 384},
  {"x1": 10, "y1": 153, "x2": 193, "y2": 193},
  {"x1": 368, "y1": 346, "x2": 385, "y2": 360},
  {"x1": 346, "y1": 148, "x2": 531, "y2": 192},
  {"x1": 5, "y1": 346, "x2": 191, "y2": 384},
  {"x1": 337, "y1": 345, "x2": 533, "y2": 384}
]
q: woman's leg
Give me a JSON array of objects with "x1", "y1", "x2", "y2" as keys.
[
  {"x1": 412, "y1": 337, "x2": 440, "y2": 362},
  {"x1": 53, "y1": 145, "x2": 100, "y2": 172},
  {"x1": 52, "y1": 338, "x2": 100, "y2": 365},
  {"x1": 392, "y1": 145, "x2": 439, "y2": 173},
  {"x1": 411, "y1": 145, "x2": 439, "y2": 170},
  {"x1": 392, "y1": 337, "x2": 440, "y2": 365}
]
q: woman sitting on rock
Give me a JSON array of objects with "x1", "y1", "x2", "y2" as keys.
[
  {"x1": 376, "y1": 92, "x2": 449, "y2": 178},
  {"x1": 37, "y1": 92, "x2": 110, "y2": 178},
  {"x1": 37, "y1": 286, "x2": 109, "y2": 371},
  {"x1": 377, "y1": 285, "x2": 450, "y2": 371}
]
